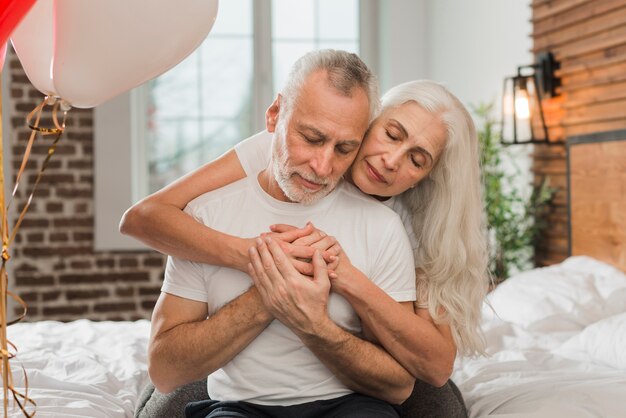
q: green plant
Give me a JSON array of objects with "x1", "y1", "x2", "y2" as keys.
[{"x1": 474, "y1": 103, "x2": 556, "y2": 281}]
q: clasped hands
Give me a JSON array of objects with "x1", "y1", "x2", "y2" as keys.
[{"x1": 246, "y1": 223, "x2": 350, "y2": 336}]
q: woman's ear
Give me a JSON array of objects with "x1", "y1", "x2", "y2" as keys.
[{"x1": 265, "y1": 94, "x2": 282, "y2": 133}]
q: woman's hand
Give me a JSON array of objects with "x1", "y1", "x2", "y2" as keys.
[
  {"x1": 261, "y1": 222, "x2": 341, "y2": 276},
  {"x1": 270, "y1": 223, "x2": 342, "y2": 274}
]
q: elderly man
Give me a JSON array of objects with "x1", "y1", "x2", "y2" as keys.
[{"x1": 147, "y1": 50, "x2": 416, "y2": 418}]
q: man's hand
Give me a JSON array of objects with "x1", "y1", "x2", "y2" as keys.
[{"x1": 247, "y1": 236, "x2": 331, "y2": 335}]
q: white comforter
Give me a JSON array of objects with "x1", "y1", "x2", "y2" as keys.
[
  {"x1": 4, "y1": 256, "x2": 626, "y2": 417},
  {"x1": 6, "y1": 319, "x2": 150, "y2": 417},
  {"x1": 453, "y1": 256, "x2": 626, "y2": 418}
]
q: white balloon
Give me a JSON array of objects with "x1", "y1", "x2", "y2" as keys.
[
  {"x1": 12, "y1": 0, "x2": 219, "y2": 108},
  {"x1": 11, "y1": 0, "x2": 56, "y2": 97}
]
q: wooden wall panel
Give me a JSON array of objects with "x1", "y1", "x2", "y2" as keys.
[
  {"x1": 531, "y1": 0, "x2": 626, "y2": 267},
  {"x1": 569, "y1": 137, "x2": 626, "y2": 271}
]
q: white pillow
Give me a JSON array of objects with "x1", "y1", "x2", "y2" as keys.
[
  {"x1": 487, "y1": 256, "x2": 626, "y2": 332},
  {"x1": 555, "y1": 312, "x2": 626, "y2": 370}
]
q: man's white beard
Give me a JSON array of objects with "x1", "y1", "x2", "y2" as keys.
[{"x1": 270, "y1": 136, "x2": 338, "y2": 205}]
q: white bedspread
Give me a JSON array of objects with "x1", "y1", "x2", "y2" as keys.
[
  {"x1": 6, "y1": 319, "x2": 151, "y2": 418},
  {"x1": 453, "y1": 256, "x2": 626, "y2": 418},
  {"x1": 4, "y1": 256, "x2": 626, "y2": 417}
]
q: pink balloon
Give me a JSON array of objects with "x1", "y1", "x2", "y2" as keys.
[
  {"x1": 12, "y1": 0, "x2": 219, "y2": 108},
  {"x1": 0, "y1": 42, "x2": 6, "y2": 71}
]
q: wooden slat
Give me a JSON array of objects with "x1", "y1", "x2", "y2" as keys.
[
  {"x1": 557, "y1": 51, "x2": 626, "y2": 77},
  {"x1": 535, "y1": 253, "x2": 569, "y2": 267},
  {"x1": 560, "y1": 55, "x2": 626, "y2": 85},
  {"x1": 550, "y1": 27, "x2": 626, "y2": 59},
  {"x1": 532, "y1": 158, "x2": 568, "y2": 174},
  {"x1": 532, "y1": 176, "x2": 567, "y2": 194},
  {"x1": 534, "y1": 0, "x2": 626, "y2": 36},
  {"x1": 534, "y1": 6, "x2": 626, "y2": 51},
  {"x1": 532, "y1": 143, "x2": 567, "y2": 157},
  {"x1": 562, "y1": 80, "x2": 626, "y2": 109},
  {"x1": 532, "y1": 0, "x2": 590, "y2": 22},
  {"x1": 563, "y1": 119, "x2": 626, "y2": 137},
  {"x1": 537, "y1": 234, "x2": 570, "y2": 252},
  {"x1": 560, "y1": 68, "x2": 626, "y2": 93},
  {"x1": 563, "y1": 98, "x2": 626, "y2": 125},
  {"x1": 558, "y1": 41, "x2": 626, "y2": 75}
]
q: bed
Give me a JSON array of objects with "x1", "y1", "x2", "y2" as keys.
[
  {"x1": 5, "y1": 256, "x2": 626, "y2": 417},
  {"x1": 6, "y1": 319, "x2": 151, "y2": 417},
  {"x1": 453, "y1": 256, "x2": 626, "y2": 417}
]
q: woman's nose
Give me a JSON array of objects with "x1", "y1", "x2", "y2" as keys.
[{"x1": 382, "y1": 150, "x2": 402, "y2": 171}]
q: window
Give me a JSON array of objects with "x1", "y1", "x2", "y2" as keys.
[
  {"x1": 95, "y1": 0, "x2": 376, "y2": 251},
  {"x1": 136, "y1": 0, "x2": 361, "y2": 196}
]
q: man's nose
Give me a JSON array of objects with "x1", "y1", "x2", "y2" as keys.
[{"x1": 310, "y1": 147, "x2": 334, "y2": 178}]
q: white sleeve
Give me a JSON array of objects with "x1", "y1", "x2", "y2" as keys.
[
  {"x1": 234, "y1": 130, "x2": 273, "y2": 176},
  {"x1": 160, "y1": 204, "x2": 208, "y2": 302},
  {"x1": 370, "y1": 215, "x2": 417, "y2": 302},
  {"x1": 161, "y1": 255, "x2": 207, "y2": 302}
]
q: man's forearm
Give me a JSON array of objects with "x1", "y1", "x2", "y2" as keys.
[
  {"x1": 149, "y1": 288, "x2": 272, "y2": 393},
  {"x1": 295, "y1": 317, "x2": 415, "y2": 405}
]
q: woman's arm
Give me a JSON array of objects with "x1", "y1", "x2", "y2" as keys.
[
  {"x1": 275, "y1": 223, "x2": 457, "y2": 386},
  {"x1": 120, "y1": 150, "x2": 254, "y2": 271},
  {"x1": 332, "y1": 264, "x2": 457, "y2": 387},
  {"x1": 248, "y1": 238, "x2": 415, "y2": 405}
]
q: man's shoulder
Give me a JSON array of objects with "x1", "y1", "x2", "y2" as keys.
[{"x1": 185, "y1": 177, "x2": 251, "y2": 216}]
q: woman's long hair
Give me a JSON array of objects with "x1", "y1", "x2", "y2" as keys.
[{"x1": 383, "y1": 80, "x2": 489, "y2": 356}]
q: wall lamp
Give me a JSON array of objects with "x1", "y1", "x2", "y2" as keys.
[{"x1": 501, "y1": 52, "x2": 564, "y2": 146}]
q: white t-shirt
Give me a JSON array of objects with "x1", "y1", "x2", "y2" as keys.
[
  {"x1": 235, "y1": 131, "x2": 420, "y2": 259},
  {"x1": 162, "y1": 175, "x2": 416, "y2": 406}
]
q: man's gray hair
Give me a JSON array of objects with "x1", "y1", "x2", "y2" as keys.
[{"x1": 279, "y1": 49, "x2": 380, "y2": 122}]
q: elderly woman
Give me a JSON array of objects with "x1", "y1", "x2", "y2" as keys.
[{"x1": 123, "y1": 79, "x2": 489, "y2": 418}]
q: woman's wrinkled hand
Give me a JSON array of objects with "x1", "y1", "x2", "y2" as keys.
[{"x1": 270, "y1": 223, "x2": 343, "y2": 274}]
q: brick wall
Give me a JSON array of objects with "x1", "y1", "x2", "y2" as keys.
[{"x1": 6, "y1": 48, "x2": 166, "y2": 321}]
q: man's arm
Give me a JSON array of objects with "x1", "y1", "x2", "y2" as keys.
[
  {"x1": 248, "y1": 238, "x2": 415, "y2": 405},
  {"x1": 149, "y1": 288, "x2": 272, "y2": 393},
  {"x1": 295, "y1": 303, "x2": 416, "y2": 405}
]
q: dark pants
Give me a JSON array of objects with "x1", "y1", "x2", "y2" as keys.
[
  {"x1": 135, "y1": 379, "x2": 468, "y2": 418},
  {"x1": 185, "y1": 393, "x2": 400, "y2": 418}
]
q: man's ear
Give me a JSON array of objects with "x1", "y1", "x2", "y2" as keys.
[{"x1": 265, "y1": 94, "x2": 282, "y2": 133}]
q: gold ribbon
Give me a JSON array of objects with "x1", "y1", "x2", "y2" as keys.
[{"x1": 0, "y1": 91, "x2": 69, "y2": 417}]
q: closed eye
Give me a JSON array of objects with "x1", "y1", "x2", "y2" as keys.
[
  {"x1": 386, "y1": 130, "x2": 399, "y2": 141},
  {"x1": 304, "y1": 135, "x2": 323, "y2": 144},
  {"x1": 410, "y1": 155, "x2": 423, "y2": 169},
  {"x1": 336, "y1": 144, "x2": 358, "y2": 155}
]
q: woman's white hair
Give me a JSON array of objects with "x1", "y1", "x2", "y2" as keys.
[{"x1": 383, "y1": 80, "x2": 489, "y2": 356}]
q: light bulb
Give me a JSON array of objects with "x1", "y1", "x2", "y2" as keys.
[{"x1": 515, "y1": 93, "x2": 530, "y2": 120}]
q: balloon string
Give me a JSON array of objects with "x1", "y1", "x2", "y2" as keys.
[
  {"x1": 8, "y1": 99, "x2": 67, "y2": 249},
  {"x1": 8, "y1": 96, "x2": 64, "y2": 215},
  {"x1": 0, "y1": 94, "x2": 66, "y2": 417}
]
